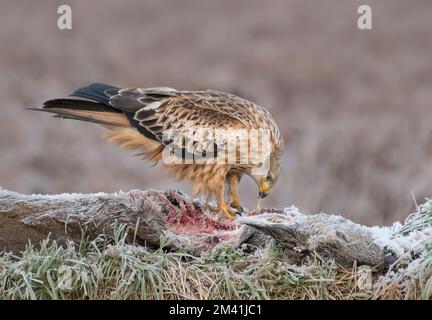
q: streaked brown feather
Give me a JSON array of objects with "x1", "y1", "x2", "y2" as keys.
[
  {"x1": 34, "y1": 83, "x2": 284, "y2": 209},
  {"x1": 105, "y1": 127, "x2": 164, "y2": 161}
]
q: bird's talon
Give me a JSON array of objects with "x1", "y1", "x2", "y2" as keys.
[
  {"x1": 230, "y1": 203, "x2": 244, "y2": 216},
  {"x1": 230, "y1": 203, "x2": 244, "y2": 213},
  {"x1": 207, "y1": 205, "x2": 220, "y2": 212},
  {"x1": 206, "y1": 204, "x2": 236, "y2": 220},
  {"x1": 220, "y1": 204, "x2": 237, "y2": 220}
]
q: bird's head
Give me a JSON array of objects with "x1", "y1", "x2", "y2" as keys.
[
  {"x1": 255, "y1": 172, "x2": 276, "y2": 199},
  {"x1": 251, "y1": 141, "x2": 284, "y2": 199}
]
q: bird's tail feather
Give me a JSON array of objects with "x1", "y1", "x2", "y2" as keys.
[
  {"x1": 70, "y1": 83, "x2": 119, "y2": 105},
  {"x1": 27, "y1": 99, "x2": 130, "y2": 127}
]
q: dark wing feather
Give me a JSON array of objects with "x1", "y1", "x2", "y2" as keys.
[
  {"x1": 71, "y1": 83, "x2": 120, "y2": 105},
  {"x1": 109, "y1": 88, "x2": 249, "y2": 161}
]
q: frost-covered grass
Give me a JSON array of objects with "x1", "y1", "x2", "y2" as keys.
[
  {"x1": 1, "y1": 199, "x2": 431, "y2": 300},
  {"x1": 0, "y1": 230, "x2": 366, "y2": 300},
  {"x1": 372, "y1": 198, "x2": 432, "y2": 300}
]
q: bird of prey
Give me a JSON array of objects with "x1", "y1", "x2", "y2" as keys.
[{"x1": 30, "y1": 83, "x2": 284, "y2": 220}]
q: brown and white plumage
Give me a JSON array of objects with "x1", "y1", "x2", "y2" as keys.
[{"x1": 30, "y1": 83, "x2": 284, "y2": 219}]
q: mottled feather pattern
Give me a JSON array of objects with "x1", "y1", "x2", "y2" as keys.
[{"x1": 35, "y1": 83, "x2": 284, "y2": 219}]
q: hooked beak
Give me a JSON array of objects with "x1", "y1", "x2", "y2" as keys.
[
  {"x1": 258, "y1": 191, "x2": 269, "y2": 198},
  {"x1": 258, "y1": 180, "x2": 271, "y2": 198}
]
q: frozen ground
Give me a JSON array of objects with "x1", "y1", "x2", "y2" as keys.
[
  {"x1": 1, "y1": 187, "x2": 431, "y2": 299},
  {"x1": 1, "y1": 0, "x2": 432, "y2": 225}
]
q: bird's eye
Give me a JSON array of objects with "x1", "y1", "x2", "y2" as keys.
[{"x1": 266, "y1": 174, "x2": 272, "y2": 180}]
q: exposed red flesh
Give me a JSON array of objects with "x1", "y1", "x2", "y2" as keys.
[
  {"x1": 164, "y1": 190, "x2": 238, "y2": 235},
  {"x1": 146, "y1": 190, "x2": 284, "y2": 236}
]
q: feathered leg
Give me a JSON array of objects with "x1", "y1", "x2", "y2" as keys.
[
  {"x1": 227, "y1": 173, "x2": 242, "y2": 211},
  {"x1": 206, "y1": 168, "x2": 236, "y2": 220},
  {"x1": 212, "y1": 184, "x2": 236, "y2": 220}
]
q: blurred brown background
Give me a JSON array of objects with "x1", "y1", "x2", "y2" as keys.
[{"x1": 1, "y1": 0, "x2": 431, "y2": 225}]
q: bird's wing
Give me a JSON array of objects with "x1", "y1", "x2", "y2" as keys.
[{"x1": 108, "y1": 88, "x2": 258, "y2": 161}]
